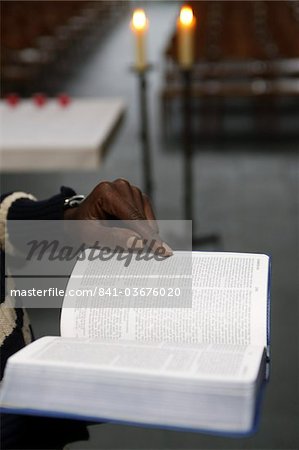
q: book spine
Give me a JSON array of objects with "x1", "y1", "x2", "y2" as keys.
[{"x1": 266, "y1": 257, "x2": 272, "y2": 357}]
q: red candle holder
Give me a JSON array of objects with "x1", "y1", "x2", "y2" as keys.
[
  {"x1": 58, "y1": 93, "x2": 71, "y2": 107},
  {"x1": 33, "y1": 93, "x2": 47, "y2": 107},
  {"x1": 5, "y1": 93, "x2": 20, "y2": 107}
]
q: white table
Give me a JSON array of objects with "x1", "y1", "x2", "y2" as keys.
[{"x1": 0, "y1": 99, "x2": 125, "y2": 171}]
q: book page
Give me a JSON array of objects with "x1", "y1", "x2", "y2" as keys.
[
  {"x1": 3, "y1": 336, "x2": 265, "y2": 384},
  {"x1": 0, "y1": 336, "x2": 264, "y2": 434},
  {"x1": 192, "y1": 252, "x2": 269, "y2": 347},
  {"x1": 61, "y1": 251, "x2": 269, "y2": 348}
]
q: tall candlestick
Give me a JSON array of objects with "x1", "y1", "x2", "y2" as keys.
[
  {"x1": 131, "y1": 9, "x2": 148, "y2": 71},
  {"x1": 177, "y1": 5, "x2": 196, "y2": 69}
]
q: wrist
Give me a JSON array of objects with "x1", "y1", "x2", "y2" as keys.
[
  {"x1": 63, "y1": 207, "x2": 79, "y2": 220},
  {"x1": 63, "y1": 194, "x2": 85, "y2": 220}
]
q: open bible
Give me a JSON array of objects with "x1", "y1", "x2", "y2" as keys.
[{"x1": 0, "y1": 251, "x2": 270, "y2": 435}]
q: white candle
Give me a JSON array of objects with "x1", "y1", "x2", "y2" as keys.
[
  {"x1": 177, "y1": 6, "x2": 196, "y2": 69},
  {"x1": 131, "y1": 9, "x2": 148, "y2": 71}
]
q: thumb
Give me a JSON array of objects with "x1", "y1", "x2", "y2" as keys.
[
  {"x1": 110, "y1": 227, "x2": 143, "y2": 251},
  {"x1": 65, "y1": 221, "x2": 142, "y2": 250}
]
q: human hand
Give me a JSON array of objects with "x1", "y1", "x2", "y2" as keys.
[{"x1": 64, "y1": 179, "x2": 172, "y2": 255}]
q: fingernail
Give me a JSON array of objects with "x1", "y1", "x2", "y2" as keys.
[
  {"x1": 127, "y1": 236, "x2": 144, "y2": 250},
  {"x1": 162, "y1": 242, "x2": 173, "y2": 256}
]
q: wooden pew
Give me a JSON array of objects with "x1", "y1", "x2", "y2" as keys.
[{"x1": 161, "y1": 1, "x2": 299, "y2": 135}]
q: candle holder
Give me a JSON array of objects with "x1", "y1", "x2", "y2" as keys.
[
  {"x1": 181, "y1": 67, "x2": 221, "y2": 248},
  {"x1": 131, "y1": 64, "x2": 154, "y2": 199}
]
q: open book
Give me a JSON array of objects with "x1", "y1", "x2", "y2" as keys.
[{"x1": 0, "y1": 251, "x2": 270, "y2": 435}]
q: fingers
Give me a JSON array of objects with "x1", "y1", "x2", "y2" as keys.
[
  {"x1": 142, "y1": 193, "x2": 159, "y2": 234},
  {"x1": 111, "y1": 227, "x2": 143, "y2": 250},
  {"x1": 114, "y1": 180, "x2": 158, "y2": 234},
  {"x1": 108, "y1": 179, "x2": 157, "y2": 225},
  {"x1": 123, "y1": 221, "x2": 172, "y2": 256},
  {"x1": 124, "y1": 183, "x2": 159, "y2": 236},
  {"x1": 93, "y1": 180, "x2": 172, "y2": 256},
  {"x1": 131, "y1": 186, "x2": 146, "y2": 218},
  {"x1": 68, "y1": 219, "x2": 167, "y2": 255},
  {"x1": 113, "y1": 179, "x2": 143, "y2": 215},
  {"x1": 72, "y1": 220, "x2": 142, "y2": 250},
  {"x1": 98, "y1": 183, "x2": 144, "y2": 220}
]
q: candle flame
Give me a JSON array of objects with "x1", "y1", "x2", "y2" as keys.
[
  {"x1": 179, "y1": 6, "x2": 194, "y2": 26},
  {"x1": 132, "y1": 9, "x2": 147, "y2": 31}
]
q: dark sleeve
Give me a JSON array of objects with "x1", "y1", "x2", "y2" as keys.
[
  {"x1": 7, "y1": 186, "x2": 76, "y2": 221},
  {"x1": 1, "y1": 187, "x2": 76, "y2": 256}
]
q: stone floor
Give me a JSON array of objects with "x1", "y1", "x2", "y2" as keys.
[{"x1": 2, "y1": 2, "x2": 299, "y2": 449}]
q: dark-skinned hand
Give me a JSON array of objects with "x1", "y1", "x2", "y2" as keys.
[{"x1": 63, "y1": 178, "x2": 172, "y2": 256}]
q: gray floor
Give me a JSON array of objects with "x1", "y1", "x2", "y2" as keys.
[{"x1": 2, "y1": 2, "x2": 299, "y2": 449}]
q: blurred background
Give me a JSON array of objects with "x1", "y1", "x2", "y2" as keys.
[{"x1": 1, "y1": 1, "x2": 298, "y2": 449}]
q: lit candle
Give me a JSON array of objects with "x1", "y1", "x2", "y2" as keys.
[
  {"x1": 177, "y1": 5, "x2": 196, "y2": 69},
  {"x1": 131, "y1": 9, "x2": 148, "y2": 71}
]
